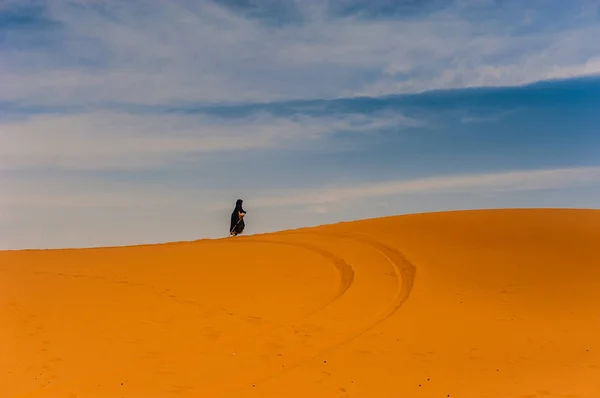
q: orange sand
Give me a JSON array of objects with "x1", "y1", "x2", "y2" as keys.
[{"x1": 2, "y1": 208, "x2": 600, "y2": 397}]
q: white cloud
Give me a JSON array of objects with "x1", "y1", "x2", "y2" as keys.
[
  {"x1": 248, "y1": 166, "x2": 600, "y2": 208},
  {"x1": 8, "y1": 166, "x2": 599, "y2": 214},
  {"x1": 1, "y1": 0, "x2": 599, "y2": 106},
  {"x1": 0, "y1": 110, "x2": 419, "y2": 170},
  {"x1": 356, "y1": 28, "x2": 600, "y2": 97}
]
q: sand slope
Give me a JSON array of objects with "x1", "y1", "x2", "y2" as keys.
[{"x1": 2, "y1": 208, "x2": 599, "y2": 397}]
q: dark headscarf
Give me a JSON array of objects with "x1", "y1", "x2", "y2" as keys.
[{"x1": 234, "y1": 199, "x2": 245, "y2": 214}]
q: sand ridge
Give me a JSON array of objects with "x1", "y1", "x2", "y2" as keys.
[{"x1": 2, "y1": 208, "x2": 599, "y2": 397}]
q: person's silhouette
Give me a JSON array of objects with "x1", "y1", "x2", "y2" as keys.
[{"x1": 230, "y1": 199, "x2": 246, "y2": 236}]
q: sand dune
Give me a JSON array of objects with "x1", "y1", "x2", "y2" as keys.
[{"x1": 2, "y1": 208, "x2": 599, "y2": 397}]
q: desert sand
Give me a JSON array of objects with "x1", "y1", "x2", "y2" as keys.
[{"x1": 2, "y1": 208, "x2": 599, "y2": 397}]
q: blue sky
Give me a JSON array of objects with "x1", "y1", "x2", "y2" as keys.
[{"x1": 1, "y1": 0, "x2": 600, "y2": 249}]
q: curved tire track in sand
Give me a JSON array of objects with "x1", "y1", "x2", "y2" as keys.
[
  {"x1": 220, "y1": 237, "x2": 355, "y2": 314},
  {"x1": 269, "y1": 229, "x2": 416, "y2": 328},
  {"x1": 8, "y1": 238, "x2": 354, "y2": 398},
  {"x1": 203, "y1": 237, "x2": 356, "y2": 345},
  {"x1": 8, "y1": 230, "x2": 416, "y2": 398},
  {"x1": 216, "y1": 230, "x2": 416, "y2": 395},
  {"x1": 328, "y1": 230, "x2": 416, "y2": 326}
]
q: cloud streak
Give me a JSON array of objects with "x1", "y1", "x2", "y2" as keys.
[
  {"x1": 1, "y1": 0, "x2": 600, "y2": 107},
  {"x1": 0, "y1": 109, "x2": 421, "y2": 170},
  {"x1": 249, "y1": 166, "x2": 600, "y2": 208},
  {"x1": 5, "y1": 165, "x2": 599, "y2": 213}
]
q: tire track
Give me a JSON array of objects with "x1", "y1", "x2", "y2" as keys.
[
  {"x1": 8, "y1": 230, "x2": 416, "y2": 398},
  {"x1": 219, "y1": 237, "x2": 355, "y2": 309},
  {"x1": 199, "y1": 237, "x2": 356, "y2": 346},
  {"x1": 325, "y1": 230, "x2": 416, "y2": 325},
  {"x1": 259, "y1": 229, "x2": 416, "y2": 328},
  {"x1": 8, "y1": 238, "x2": 355, "y2": 398},
  {"x1": 216, "y1": 230, "x2": 416, "y2": 395}
]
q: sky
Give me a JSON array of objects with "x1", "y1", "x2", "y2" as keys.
[{"x1": 1, "y1": 0, "x2": 600, "y2": 250}]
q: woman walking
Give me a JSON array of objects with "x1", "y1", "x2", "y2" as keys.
[{"x1": 230, "y1": 199, "x2": 247, "y2": 236}]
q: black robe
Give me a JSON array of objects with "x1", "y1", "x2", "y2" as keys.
[{"x1": 230, "y1": 199, "x2": 246, "y2": 234}]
